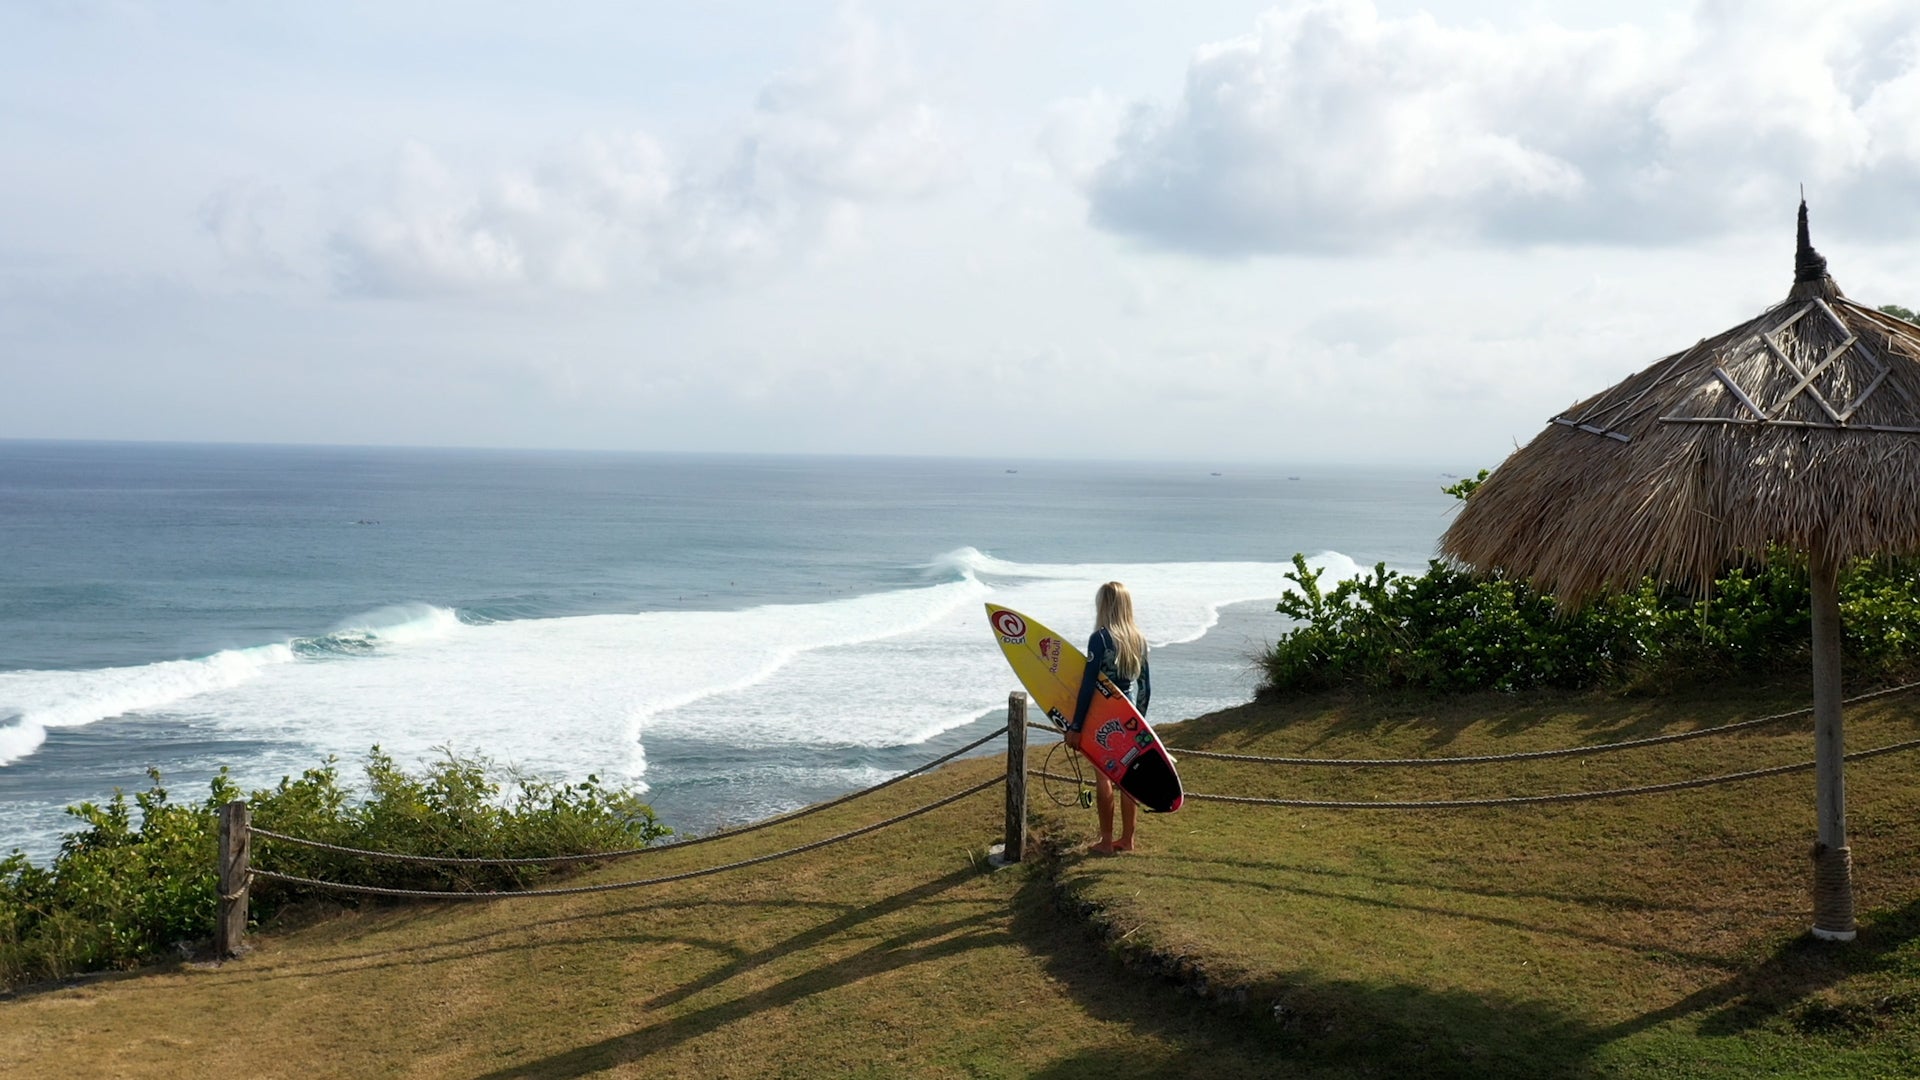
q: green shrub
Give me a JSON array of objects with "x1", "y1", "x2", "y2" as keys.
[
  {"x1": 1267, "y1": 555, "x2": 1650, "y2": 693},
  {"x1": 0, "y1": 750, "x2": 668, "y2": 991},
  {"x1": 1263, "y1": 474, "x2": 1920, "y2": 695}
]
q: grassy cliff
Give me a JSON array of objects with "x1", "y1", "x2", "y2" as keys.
[{"x1": 4, "y1": 682, "x2": 1918, "y2": 1078}]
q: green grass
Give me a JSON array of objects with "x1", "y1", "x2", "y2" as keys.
[
  {"x1": 3, "y1": 682, "x2": 1918, "y2": 1078},
  {"x1": 1042, "y1": 682, "x2": 1920, "y2": 1078}
]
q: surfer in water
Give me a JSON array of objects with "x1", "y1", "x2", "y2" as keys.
[{"x1": 1071, "y1": 581, "x2": 1151, "y2": 854}]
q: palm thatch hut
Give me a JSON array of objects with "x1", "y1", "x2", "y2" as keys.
[{"x1": 1441, "y1": 201, "x2": 1920, "y2": 942}]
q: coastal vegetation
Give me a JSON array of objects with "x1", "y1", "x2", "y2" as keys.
[
  {"x1": 0, "y1": 749, "x2": 666, "y2": 991},
  {"x1": 1264, "y1": 472, "x2": 1920, "y2": 695}
]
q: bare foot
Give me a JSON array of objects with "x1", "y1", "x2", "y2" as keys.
[
  {"x1": 1111, "y1": 839, "x2": 1135, "y2": 853},
  {"x1": 1089, "y1": 841, "x2": 1118, "y2": 855}
]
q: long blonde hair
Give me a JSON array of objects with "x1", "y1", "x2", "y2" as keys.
[{"x1": 1095, "y1": 581, "x2": 1146, "y2": 680}]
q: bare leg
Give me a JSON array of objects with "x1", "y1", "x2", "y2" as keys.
[
  {"x1": 1114, "y1": 792, "x2": 1137, "y2": 852},
  {"x1": 1091, "y1": 774, "x2": 1117, "y2": 854}
]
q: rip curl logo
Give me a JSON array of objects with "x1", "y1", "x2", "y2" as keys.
[
  {"x1": 1093, "y1": 719, "x2": 1126, "y2": 750},
  {"x1": 992, "y1": 610, "x2": 1027, "y2": 644},
  {"x1": 1037, "y1": 636, "x2": 1061, "y2": 674}
]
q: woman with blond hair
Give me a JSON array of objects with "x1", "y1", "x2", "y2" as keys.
[{"x1": 1069, "y1": 581, "x2": 1151, "y2": 854}]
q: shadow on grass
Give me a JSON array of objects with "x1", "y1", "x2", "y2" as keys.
[
  {"x1": 1009, "y1": 856, "x2": 1594, "y2": 1080},
  {"x1": 467, "y1": 863, "x2": 1001, "y2": 1079},
  {"x1": 1601, "y1": 893, "x2": 1920, "y2": 1042},
  {"x1": 1024, "y1": 846, "x2": 1920, "y2": 1079},
  {"x1": 1177, "y1": 850, "x2": 1782, "y2": 919}
]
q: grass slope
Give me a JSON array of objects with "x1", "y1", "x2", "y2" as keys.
[
  {"x1": 2, "y1": 683, "x2": 1917, "y2": 1078},
  {"x1": 1043, "y1": 683, "x2": 1920, "y2": 1078},
  {"x1": 0, "y1": 756, "x2": 1295, "y2": 1079}
]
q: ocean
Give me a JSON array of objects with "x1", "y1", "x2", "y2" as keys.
[{"x1": 0, "y1": 441, "x2": 1463, "y2": 862}]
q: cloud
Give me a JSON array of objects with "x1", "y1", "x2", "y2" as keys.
[
  {"x1": 745, "y1": 17, "x2": 957, "y2": 201},
  {"x1": 1078, "y1": 0, "x2": 1920, "y2": 255},
  {"x1": 1037, "y1": 91, "x2": 1126, "y2": 189},
  {"x1": 200, "y1": 180, "x2": 295, "y2": 279},
  {"x1": 321, "y1": 16, "x2": 956, "y2": 298}
]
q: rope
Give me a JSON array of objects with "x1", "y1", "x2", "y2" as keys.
[
  {"x1": 1031, "y1": 735, "x2": 1920, "y2": 810},
  {"x1": 249, "y1": 775, "x2": 1003, "y2": 900},
  {"x1": 1038, "y1": 740, "x2": 1089, "y2": 809},
  {"x1": 1027, "y1": 717, "x2": 1102, "y2": 809},
  {"x1": 1811, "y1": 843, "x2": 1857, "y2": 934},
  {"x1": 250, "y1": 726, "x2": 1009, "y2": 866},
  {"x1": 1163, "y1": 681, "x2": 1920, "y2": 767}
]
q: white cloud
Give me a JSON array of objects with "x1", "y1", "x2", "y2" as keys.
[
  {"x1": 746, "y1": 16, "x2": 958, "y2": 201},
  {"x1": 1080, "y1": 0, "x2": 1920, "y2": 255},
  {"x1": 329, "y1": 144, "x2": 539, "y2": 296},
  {"x1": 1037, "y1": 91, "x2": 1125, "y2": 188},
  {"x1": 199, "y1": 180, "x2": 294, "y2": 279},
  {"x1": 319, "y1": 16, "x2": 958, "y2": 298}
]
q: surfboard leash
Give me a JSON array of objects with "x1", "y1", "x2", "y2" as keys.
[{"x1": 1040, "y1": 738, "x2": 1094, "y2": 809}]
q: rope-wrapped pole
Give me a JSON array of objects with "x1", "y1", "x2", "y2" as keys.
[
  {"x1": 1809, "y1": 549, "x2": 1857, "y2": 941},
  {"x1": 1003, "y1": 691, "x2": 1028, "y2": 864},
  {"x1": 216, "y1": 800, "x2": 251, "y2": 959}
]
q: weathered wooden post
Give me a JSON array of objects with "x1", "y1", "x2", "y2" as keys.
[
  {"x1": 1808, "y1": 550, "x2": 1857, "y2": 941},
  {"x1": 1002, "y1": 691, "x2": 1028, "y2": 864},
  {"x1": 217, "y1": 800, "x2": 252, "y2": 959}
]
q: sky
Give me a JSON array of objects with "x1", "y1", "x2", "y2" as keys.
[{"x1": 5, "y1": 0, "x2": 1920, "y2": 466}]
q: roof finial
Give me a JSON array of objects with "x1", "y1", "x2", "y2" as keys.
[{"x1": 1795, "y1": 192, "x2": 1829, "y2": 285}]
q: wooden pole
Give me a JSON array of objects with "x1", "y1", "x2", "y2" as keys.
[
  {"x1": 217, "y1": 800, "x2": 252, "y2": 959},
  {"x1": 1808, "y1": 550, "x2": 1857, "y2": 941},
  {"x1": 1003, "y1": 691, "x2": 1028, "y2": 864}
]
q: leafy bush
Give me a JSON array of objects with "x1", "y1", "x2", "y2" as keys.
[
  {"x1": 1263, "y1": 474, "x2": 1920, "y2": 695},
  {"x1": 1, "y1": 749, "x2": 668, "y2": 990}
]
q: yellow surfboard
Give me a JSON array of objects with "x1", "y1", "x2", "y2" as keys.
[
  {"x1": 986, "y1": 603, "x2": 1088, "y2": 728},
  {"x1": 985, "y1": 603, "x2": 1183, "y2": 813}
]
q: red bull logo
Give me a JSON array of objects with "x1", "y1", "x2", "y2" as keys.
[{"x1": 1038, "y1": 636, "x2": 1061, "y2": 673}]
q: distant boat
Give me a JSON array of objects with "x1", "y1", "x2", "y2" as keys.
[
  {"x1": 1287, "y1": 476, "x2": 1301, "y2": 481},
  {"x1": 1210, "y1": 471, "x2": 1222, "y2": 477},
  {"x1": 1005, "y1": 468, "x2": 1018, "y2": 474}
]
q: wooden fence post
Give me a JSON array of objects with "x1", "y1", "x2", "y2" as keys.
[
  {"x1": 217, "y1": 800, "x2": 251, "y2": 959},
  {"x1": 1003, "y1": 691, "x2": 1028, "y2": 864},
  {"x1": 1809, "y1": 551, "x2": 1857, "y2": 941}
]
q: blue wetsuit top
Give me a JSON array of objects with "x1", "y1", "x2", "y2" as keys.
[{"x1": 1071, "y1": 626, "x2": 1150, "y2": 730}]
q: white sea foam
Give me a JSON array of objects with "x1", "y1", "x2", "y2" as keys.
[
  {"x1": 0, "y1": 604, "x2": 463, "y2": 767},
  {"x1": 0, "y1": 554, "x2": 1369, "y2": 788},
  {"x1": 0, "y1": 645, "x2": 294, "y2": 766}
]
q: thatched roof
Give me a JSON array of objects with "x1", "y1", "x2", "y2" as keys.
[{"x1": 1441, "y1": 203, "x2": 1920, "y2": 604}]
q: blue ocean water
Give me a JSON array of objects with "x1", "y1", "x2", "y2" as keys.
[{"x1": 0, "y1": 440, "x2": 1464, "y2": 861}]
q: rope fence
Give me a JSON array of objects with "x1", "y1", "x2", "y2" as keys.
[
  {"x1": 207, "y1": 683, "x2": 1920, "y2": 960},
  {"x1": 1031, "y1": 734, "x2": 1920, "y2": 810},
  {"x1": 214, "y1": 700, "x2": 1032, "y2": 956},
  {"x1": 248, "y1": 775, "x2": 1003, "y2": 900},
  {"x1": 1161, "y1": 680, "x2": 1920, "y2": 767},
  {"x1": 249, "y1": 725, "x2": 1010, "y2": 867}
]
